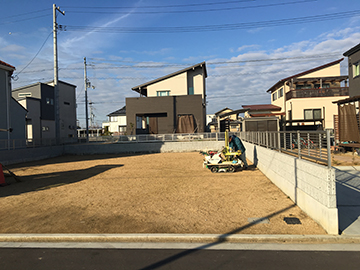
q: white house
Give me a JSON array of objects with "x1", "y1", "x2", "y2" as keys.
[{"x1": 102, "y1": 106, "x2": 127, "y2": 135}]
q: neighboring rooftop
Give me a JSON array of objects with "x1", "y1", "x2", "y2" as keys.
[
  {"x1": 343, "y1": 43, "x2": 360, "y2": 56},
  {"x1": 0, "y1": 60, "x2": 15, "y2": 72},
  {"x1": 266, "y1": 58, "x2": 344, "y2": 93},
  {"x1": 107, "y1": 106, "x2": 126, "y2": 116},
  {"x1": 242, "y1": 104, "x2": 282, "y2": 111},
  {"x1": 132, "y1": 62, "x2": 207, "y2": 96}
]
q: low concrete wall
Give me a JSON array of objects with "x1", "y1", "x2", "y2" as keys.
[
  {"x1": 0, "y1": 145, "x2": 64, "y2": 166},
  {"x1": 64, "y1": 141, "x2": 224, "y2": 155},
  {"x1": 243, "y1": 141, "x2": 338, "y2": 235}
]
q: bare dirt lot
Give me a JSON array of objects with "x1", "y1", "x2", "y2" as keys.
[{"x1": 0, "y1": 152, "x2": 326, "y2": 235}]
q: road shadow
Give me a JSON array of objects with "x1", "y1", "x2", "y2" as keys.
[
  {"x1": 0, "y1": 164, "x2": 123, "y2": 198},
  {"x1": 139, "y1": 204, "x2": 296, "y2": 270},
  {"x1": 335, "y1": 169, "x2": 360, "y2": 233}
]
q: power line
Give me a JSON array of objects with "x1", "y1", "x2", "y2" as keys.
[
  {"x1": 64, "y1": 0, "x2": 316, "y2": 15},
  {"x1": 63, "y1": 0, "x2": 254, "y2": 9},
  {"x1": 14, "y1": 51, "x2": 342, "y2": 74},
  {"x1": 12, "y1": 31, "x2": 53, "y2": 79},
  {"x1": 60, "y1": 9, "x2": 360, "y2": 33}
]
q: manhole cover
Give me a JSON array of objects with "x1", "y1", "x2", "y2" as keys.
[{"x1": 283, "y1": 217, "x2": 301, "y2": 224}]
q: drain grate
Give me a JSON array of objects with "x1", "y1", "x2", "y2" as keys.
[{"x1": 283, "y1": 217, "x2": 301, "y2": 225}]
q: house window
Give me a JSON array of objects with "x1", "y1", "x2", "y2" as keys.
[
  {"x1": 46, "y1": 98, "x2": 54, "y2": 105},
  {"x1": 353, "y1": 62, "x2": 360, "y2": 78},
  {"x1": 110, "y1": 116, "x2": 117, "y2": 122},
  {"x1": 314, "y1": 83, "x2": 330, "y2": 89},
  {"x1": 272, "y1": 92, "x2": 277, "y2": 101},
  {"x1": 119, "y1": 126, "x2": 126, "y2": 133},
  {"x1": 296, "y1": 84, "x2": 312, "y2": 89},
  {"x1": 304, "y1": 109, "x2": 322, "y2": 120},
  {"x1": 279, "y1": 88, "x2": 283, "y2": 98},
  {"x1": 18, "y1": 93, "x2": 31, "y2": 97},
  {"x1": 157, "y1": 90, "x2": 170, "y2": 96},
  {"x1": 188, "y1": 87, "x2": 194, "y2": 95}
]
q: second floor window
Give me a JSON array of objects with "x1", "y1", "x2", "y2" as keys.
[
  {"x1": 272, "y1": 92, "x2": 277, "y2": 101},
  {"x1": 279, "y1": 88, "x2": 283, "y2": 97},
  {"x1": 157, "y1": 90, "x2": 170, "y2": 96},
  {"x1": 304, "y1": 109, "x2": 322, "y2": 120},
  {"x1": 314, "y1": 83, "x2": 330, "y2": 89},
  {"x1": 296, "y1": 84, "x2": 312, "y2": 89},
  {"x1": 353, "y1": 62, "x2": 360, "y2": 78}
]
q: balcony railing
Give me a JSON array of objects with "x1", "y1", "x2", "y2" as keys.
[{"x1": 286, "y1": 87, "x2": 349, "y2": 100}]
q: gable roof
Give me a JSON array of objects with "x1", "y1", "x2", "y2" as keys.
[
  {"x1": 214, "y1": 107, "x2": 232, "y2": 115},
  {"x1": 132, "y1": 62, "x2": 207, "y2": 95},
  {"x1": 266, "y1": 58, "x2": 344, "y2": 93},
  {"x1": 343, "y1": 43, "x2": 360, "y2": 56},
  {"x1": 107, "y1": 106, "x2": 126, "y2": 116},
  {"x1": 242, "y1": 104, "x2": 281, "y2": 111}
]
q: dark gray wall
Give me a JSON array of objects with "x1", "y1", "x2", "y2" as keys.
[
  {"x1": 347, "y1": 48, "x2": 360, "y2": 97},
  {"x1": 40, "y1": 84, "x2": 55, "y2": 121},
  {"x1": 13, "y1": 83, "x2": 55, "y2": 121},
  {"x1": 126, "y1": 95, "x2": 205, "y2": 134}
]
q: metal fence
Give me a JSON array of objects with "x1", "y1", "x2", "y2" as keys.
[
  {"x1": 1, "y1": 130, "x2": 332, "y2": 167},
  {"x1": 239, "y1": 130, "x2": 331, "y2": 167}
]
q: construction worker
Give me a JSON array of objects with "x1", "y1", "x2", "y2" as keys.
[{"x1": 229, "y1": 135, "x2": 248, "y2": 169}]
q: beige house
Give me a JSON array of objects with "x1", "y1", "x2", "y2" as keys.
[
  {"x1": 208, "y1": 108, "x2": 250, "y2": 132},
  {"x1": 267, "y1": 59, "x2": 349, "y2": 130},
  {"x1": 127, "y1": 62, "x2": 207, "y2": 134}
]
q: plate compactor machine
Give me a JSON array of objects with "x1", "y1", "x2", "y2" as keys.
[{"x1": 202, "y1": 131, "x2": 244, "y2": 173}]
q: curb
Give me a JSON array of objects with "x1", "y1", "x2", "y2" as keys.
[{"x1": 1, "y1": 234, "x2": 360, "y2": 244}]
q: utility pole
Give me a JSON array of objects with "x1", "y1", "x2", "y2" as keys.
[
  {"x1": 53, "y1": 4, "x2": 65, "y2": 144},
  {"x1": 83, "y1": 58, "x2": 95, "y2": 143},
  {"x1": 84, "y1": 57, "x2": 89, "y2": 143},
  {"x1": 89, "y1": 101, "x2": 95, "y2": 128}
]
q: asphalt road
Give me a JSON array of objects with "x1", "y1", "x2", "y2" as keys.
[{"x1": 1, "y1": 247, "x2": 360, "y2": 270}]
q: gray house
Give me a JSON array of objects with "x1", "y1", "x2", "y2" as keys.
[
  {"x1": 12, "y1": 80, "x2": 77, "y2": 142},
  {"x1": 0, "y1": 60, "x2": 27, "y2": 143}
]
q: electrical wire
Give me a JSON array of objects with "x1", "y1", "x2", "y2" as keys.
[
  {"x1": 64, "y1": 0, "x2": 316, "y2": 15},
  {"x1": 60, "y1": 9, "x2": 360, "y2": 33},
  {"x1": 17, "y1": 51, "x2": 342, "y2": 74},
  {"x1": 12, "y1": 31, "x2": 53, "y2": 79},
  {"x1": 63, "y1": 0, "x2": 255, "y2": 9}
]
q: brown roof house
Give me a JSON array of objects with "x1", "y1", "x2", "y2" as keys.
[
  {"x1": 126, "y1": 62, "x2": 207, "y2": 134},
  {"x1": 267, "y1": 59, "x2": 349, "y2": 131}
]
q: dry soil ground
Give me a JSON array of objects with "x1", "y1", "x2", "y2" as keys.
[{"x1": 0, "y1": 152, "x2": 326, "y2": 235}]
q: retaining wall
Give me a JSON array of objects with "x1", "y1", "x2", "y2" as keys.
[
  {"x1": 0, "y1": 145, "x2": 64, "y2": 166},
  {"x1": 243, "y1": 141, "x2": 338, "y2": 234}
]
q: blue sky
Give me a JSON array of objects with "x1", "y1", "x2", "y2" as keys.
[{"x1": 1, "y1": 0, "x2": 360, "y2": 128}]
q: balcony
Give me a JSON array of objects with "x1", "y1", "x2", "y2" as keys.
[{"x1": 286, "y1": 87, "x2": 349, "y2": 100}]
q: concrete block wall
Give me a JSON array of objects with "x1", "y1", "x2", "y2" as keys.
[
  {"x1": 0, "y1": 145, "x2": 64, "y2": 166},
  {"x1": 243, "y1": 141, "x2": 338, "y2": 234}
]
